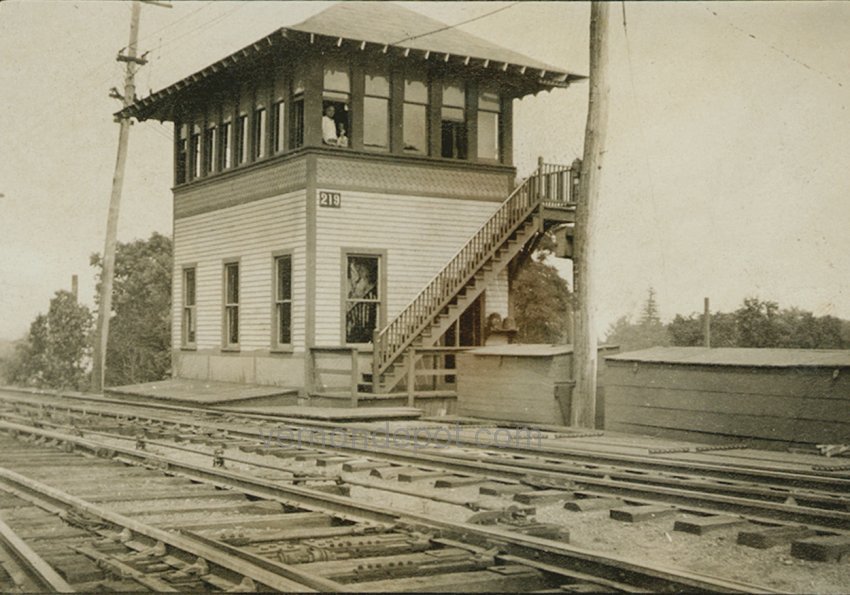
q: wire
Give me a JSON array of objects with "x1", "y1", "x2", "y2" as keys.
[
  {"x1": 704, "y1": 6, "x2": 846, "y2": 91},
  {"x1": 119, "y1": 1, "x2": 215, "y2": 54},
  {"x1": 148, "y1": 3, "x2": 247, "y2": 55},
  {"x1": 392, "y1": 3, "x2": 520, "y2": 45}
]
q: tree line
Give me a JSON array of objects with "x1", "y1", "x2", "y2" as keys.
[
  {"x1": 605, "y1": 290, "x2": 850, "y2": 352},
  {"x1": 1, "y1": 233, "x2": 172, "y2": 390}
]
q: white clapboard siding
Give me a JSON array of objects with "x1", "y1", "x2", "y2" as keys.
[
  {"x1": 488, "y1": 267, "x2": 510, "y2": 318},
  {"x1": 173, "y1": 191, "x2": 306, "y2": 351},
  {"x1": 314, "y1": 191, "x2": 503, "y2": 346}
]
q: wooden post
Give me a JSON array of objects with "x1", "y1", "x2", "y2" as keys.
[
  {"x1": 350, "y1": 348, "x2": 360, "y2": 407},
  {"x1": 406, "y1": 347, "x2": 416, "y2": 407},
  {"x1": 703, "y1": 297, "x2": 711, "y2": 348},
  {"x1": 572, "y1": 2, "x2": 611, "y2": 429}
]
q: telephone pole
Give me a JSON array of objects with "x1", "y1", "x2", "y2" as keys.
[
  {"x1": 572, "y1": 1, "x2": 611, "y2": 428},
  {"x1": 91, "y1": 0, "x2": 169, "y2": 392}
]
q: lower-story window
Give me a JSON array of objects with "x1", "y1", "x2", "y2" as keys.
[
  {"x1": 223, "y1": 261, "x2": 239, "y2": 348},
  {"x1": 274, "y1": 254, "x2": 292, "y2": 346},
  {"x1": 182, "y1": 267, "x2": 196, "y2": 347},
  {"x1": 345, "y1": 254, "x2": 381, "y2": 344}
]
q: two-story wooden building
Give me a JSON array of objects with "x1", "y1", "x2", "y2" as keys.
[{"x1": 121, "y1": 2, "x2": 582, "y2": 400}]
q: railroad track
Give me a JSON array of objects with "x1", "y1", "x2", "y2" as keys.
[
  {"x1": 1, "y1": 389, "x2": 847, "y2": 533},
  {"x1": 0, "y1": 414, "x2": 778, "y2": 592}
]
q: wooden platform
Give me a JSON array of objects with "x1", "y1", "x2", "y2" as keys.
[{"x1": 105, "y1": 378, "x2": 299, "y2": 408}]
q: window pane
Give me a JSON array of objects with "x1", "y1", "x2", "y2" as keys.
[
  {"x1": 226, "y1": 264, "x2": 239, "y2": 304},
  {"x1": 442, "y1": 82, "x2": 465, "y2": 108},
  {"x1": 363, "y1": 97, "x2": 389, "y2": 149},
  {"x1": 219, "y1": 122, "x2": 231, "y2": 169},
  {"x1": 324, "y1": 65, "x2": 350, "y2": 93},
  {"x1": 204, "y1": 127, "x2": 216, "y2": 173},
  {"x1": 404, "y1": 78, "x2": 428, "y2": 104},
  {"x1": 477, "y1": 110, "x2": 499, "y2": 160},
  {"x1": 277, "y1": 302, "x2": 291, "y2": 345},
  {"x1": 184, "y1": 269, "x2": 196, "y2": 305},
  {"x1": 236, "y1": 116, "x2": 248, "y2": 164},
  {"x1": 478, "y1": 90, "x2": 500, "y2": 112},
  {"x1": 273, "y1": 101, "x2": 285, "y2": 153},
  {"x1": 346, "y1": 302, "x2": 377, "y2": 344},
  {"x1": 290, "y1": 100, "x2": 304, "y2": 148},
  {"x1": 227, "y1": 307, "x2": 239, "y2": 345},
  {"x1": 441, "y1": 120, "x2": 467, "y2": 159},
  {"x1": 254, "y1": 108, "x2": 266, "y2": 158},
  {"x1": 403, "y1": 103, "x2": 427, "y2": 154},
  {"x1": 190, "y1": 133, "x2": 201, "y2": 178},
  {"x1": 441, "y1": 106, "x2": 464, "y2": 122},
  {"x1": 347, "y1": 256, "x2": 379, "y2": 299},
  {"x1": 365, "y1": 71, "x2": 390, "y2": 97},
  {"x1": 277, "y1": 256, "x2": 291, "y2": 301}
]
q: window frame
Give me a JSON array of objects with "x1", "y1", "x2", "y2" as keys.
[
  {"x1": 402, "y1": 74, "x2": 429, "y2": 156},
  {"x1": 440, "y1": 80, "x2": 468, "y2": 160},
  {"x1": 341, "y1": 249, "x2": 387, "y2": 346},
  {"x1": 203, "y1": 125, "x2": 217, "y2": 175},
  {"x1": 322, "y1": 60, "x2": 351, "y2": 147},
  {"x1": 189, "y1": 123, "x2": 201, "y2": 179},
  {"x1": 222, "y1": 259, "x2": 240, "y2": 350},
  {"x1": 476, "y1": 87, "x2": 502, "y2": 162},
  {"x1": 181, "y1": 265, "x2": 197, "y2": 349},
  {"x1": 236, "y1": 114, "x2": 249, "y2": 165},
  {"x1": 253, "y1": 106, "x2": 267, "y2": 160},
  {"x1": 175, "y1": 123, "x2": 188, "y2": 185},
  {"x1": 219, "y1": 119, "x2": 232, "y2": 170},
  {"x1": 271, "y1": 252, "x2": 294, "y2": 351},
  {"x1": 363, "y1": 65, "x2": 391, "y2": 152}
]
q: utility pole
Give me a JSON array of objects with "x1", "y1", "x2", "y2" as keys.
[
  {"x1": 572, "y1": 2, "x2": 611, "y2": 428},
  {"x1": 91, "y1": 0, "x2": 169, "y2": 393},
  {"x1": 703, "y1": 297, "x2": 712, "y2": 347}
]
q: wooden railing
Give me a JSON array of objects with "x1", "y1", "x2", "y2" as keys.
[
  {"x1": 371, "y1": 160, "x2": 579, "y2": 391},
  {"x1": 308, "y1": 347, "x2": 361, "y2": 406},
  {"x1": 404, "y1": 346, "x2": 472, "y2": 405}
]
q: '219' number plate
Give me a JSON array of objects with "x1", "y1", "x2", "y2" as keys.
[{"x1": 318, "y1": 191, "x2": 341, "y2": 208}]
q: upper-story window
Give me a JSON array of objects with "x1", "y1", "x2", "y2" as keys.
[
  {"x1": 236, "y1": 114, "x2": 248, "y2": 165},
  {"x1": 253, "y1": 106, "x2": 267, "y2": 159},
  {"x1": 219, "y1": 119, "x2": 232, "y2": 170},
  {"x1": 403, "y1": 76, "x2": 428, "y2": 155},
  {"x1": 176, "y1": 124, "x2": 188, "y2": 184},
  {"x1": 272, "y1": 100, "x2": 286, "y2": 153},
  {"x1": 477, "y1": 89, "x2": 501, "y2": 161},
  {"x1": 204, "y1": 125, "x2": 217, "y2": 174},
  {"x1": 189, "y1": 124, "x2": 201, "y2": 179},
  {"x1": 441, "y1": 81, "x2": 467, "y2": 159},
  {"x1": 322, "y1": 61, "x2": 350, "y2": 147},
  {"x1": 290, "y1": 69, "x2": 305, "y2": 149},
  {"x1": 363, "y1": 66, "x2": 390, "y2": 151}
]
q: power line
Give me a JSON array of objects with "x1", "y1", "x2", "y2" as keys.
[
  {"x1": 119, "y1": 1, "x2": 215, "y2": 54},
  {"x1": 392, "y1": 3, "x2": 520, "y2": 45},
  {"x1": 704, "y1": 6, "x2": 846, "y2": 91}
]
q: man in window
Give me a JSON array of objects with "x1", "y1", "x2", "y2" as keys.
[{"x1": 322, "y1": 104, "x2": 339, "y2": 145}]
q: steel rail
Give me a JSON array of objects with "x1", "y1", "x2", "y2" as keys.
[
  {"x1": 0, "y1": 515, "x2": 75, "y2": 593},
  {"x1": 1, "y1": 388, "x2": 846, "y2": 491},
  {"x1": 0, "y1": 466, "x2": 333, "y2": 593},
  {"x1": 0, "y1": 419, "x2": 779, "y2": 593}
]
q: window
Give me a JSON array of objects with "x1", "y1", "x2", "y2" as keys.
[
  {"x1": 189, "y1": 124, "x2": 201, "y2": 179},
  {"x1": 274, "y1": 255, "x2": 292, "y2": 346},
  {"x1": 224, "y1": 262, "x2": 239, "y2": 347},
  {"x1": 236, "y1": 114, "x2": 248, "y2": 165},
  {"x1": 364, "y1": 67, "x2": 390, "y2": 150},
  {"x1": 322, "y1": 61, "x2": 350, "y2": 146},
  {"x1": 290, "y1": 70, "x2": 305, "y2": 149},
  {"x1": 176, "y1": 124, "x2": 188, "y2": 184},
  {"x1": 182, "y1": 268, "x2": 196, "y2": 347},
  {"x1": 345, "y1": 254, "x2": 381, "y2": 344},
  {"x1": 253, "y1": 107, "x2": 267, "y2": 159},
  {"x1": 441, "y1": 81, "x2": 467, "y2": 159},
  {"x1": 203, "y1": 125, "x2": 217, "y2": 174},
  {"x1": 272, "y1": 100, "x2": 286, "y2": 153},
  {"x1": 403, "y1": 76, "x2": 428, "y2": 154},
  {"x1": 477, "y1": 89, "x2": 501, "y2": 161},
  {"x1": 219, "y1": 120, "x2": 232, "y2": 170}
]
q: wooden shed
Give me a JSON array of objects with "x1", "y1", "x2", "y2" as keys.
[
  {"x1": 456, "y1": 344, "x2": 617, "y2": 426},
  {"x1": 603, "y1": 347, "x2": 850, "y2": 450}
]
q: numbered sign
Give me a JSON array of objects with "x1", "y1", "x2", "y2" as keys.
[{"x1": 318, "y1": 191, "x2": 342, "y2": 208}]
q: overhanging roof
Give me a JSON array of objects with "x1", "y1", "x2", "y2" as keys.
[{"x1": 120, "y1": 2, "x2": 585, "y2": 122}]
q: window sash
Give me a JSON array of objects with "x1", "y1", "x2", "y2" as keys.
[
  {"x1": 224, "y1": 262, "x2": 239, "y2": 346},
  {"x1": 273, "y1": 101, "x2": 286, "y2": 153},
  {"x1": 219, "y1": 122, "x2": 232, "y2": 169},
  {"x1": 477, "y1": 110, "x2": 500, "y2": 161},
  {"x1": 363, "y1": 96, "x2": 389, "y2": 149},
  {"x1": 253, "y1": 108, "x2": 267, "y2": 159},
  {"x1": 182, "y1": 268, "x2": 196, "y2": 346},
  {"x1": 204, "y1": 127, "x2": 217, "y2": 174},
  {"x1": 236, "y1": 115, "x2": 248, "y2": 164}
]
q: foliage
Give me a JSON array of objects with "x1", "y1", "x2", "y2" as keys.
[
  {"x1": 512, "y1": 254, "x2": 572, "y2": 344},
  {"x1": 5, "y1": 291, "x2": 93, "y2": 390},
  {"x1": 604, "y1": 288, "x2": 670, "y2": 351},
  {"x1": 91, "y1": 232, "x2": 172, "y2": 386},
  {"x1": 667, "y1": 311, "x2": 739, "y2": 347}
]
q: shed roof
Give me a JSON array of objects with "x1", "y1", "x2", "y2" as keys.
[
  {"x1": 606, "y1": 347, "x2": 850, "y2": 368},
  {"x1": 120, "y1": 2, "x2": 584, "y2": 122},
  {"x1": 470, "y1": 344, "x2": 620, "y2": 358}
]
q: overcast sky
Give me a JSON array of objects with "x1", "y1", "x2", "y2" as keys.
[{"x1": 1, "y1": 1, "x2": 848, "y2": 341}]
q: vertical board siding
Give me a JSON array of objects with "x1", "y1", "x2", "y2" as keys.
[
  {"x1": 173, "y1": 191, "x2": 306, "y2": 352},
  {"x1": 314, "y1": 191, "x2": 500, "y2": 346}
]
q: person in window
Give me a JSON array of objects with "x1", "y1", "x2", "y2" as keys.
[{"x1": 322, "y1": 104, "x2": 339, "y2": 145}]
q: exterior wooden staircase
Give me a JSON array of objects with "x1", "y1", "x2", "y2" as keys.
[{"x1": 370, "y1": 160, "x2": 580, "y2": 393}]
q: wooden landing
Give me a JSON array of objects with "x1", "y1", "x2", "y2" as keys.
[{"x1": 105, "y1": 378, "x2": 299, "y2": 408}]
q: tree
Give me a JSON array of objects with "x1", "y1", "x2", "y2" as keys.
[
  {"x1": 668, "y1": 311, "x2": 739, "y2": 347},
  {"x1": 91, "y1": 232, "x2": 172, "y2": 387},
  {"x1": 6, "y1": 291, "x2": 93, "y2": 390},
  {"x1": 604, "y1": 288, "x2": 670, "y2": 351},
  {"x1": 512, "y1": 254, "x2": 572, "y2": 344},
  {"x1": 735, "y1": 297, "x2": 780, "y2": 347}
]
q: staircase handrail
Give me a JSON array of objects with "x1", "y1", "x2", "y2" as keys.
[{"x1": 372, "y1": 168, "x2": 544, "y2": 382}]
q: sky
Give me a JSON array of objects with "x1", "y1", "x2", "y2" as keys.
[{"x1": 1, "y1": 1, "x2": 849, "y2": 342}]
